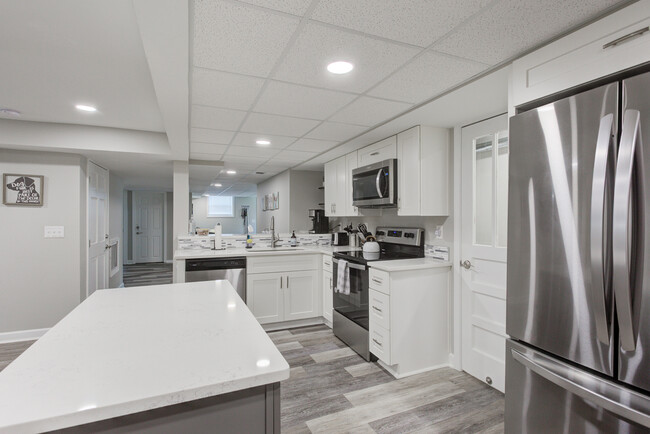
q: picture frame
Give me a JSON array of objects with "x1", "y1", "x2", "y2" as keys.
[{"x1": 3, "y1": 174, "x2": 44, "y2": 207}]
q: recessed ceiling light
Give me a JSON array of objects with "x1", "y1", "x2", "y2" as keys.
[
  {"x1": 256, "y1": 139, "x2": 271, "y2": 146},
  {"x1": 75, "y1": 104, "x2": 97, "y2": 112},
  {"x1": 226, "y1": 170, "x2": 237, "y2": 175},
  {"x1": 327, "y1": 61, "x2": 354, "y2": 74},
  {"x1": 0, "y1": 108, "x2": 21, "y2": 117},
  {"x1": 211, "y1": 183, "x2": 222, "y2": 187}
]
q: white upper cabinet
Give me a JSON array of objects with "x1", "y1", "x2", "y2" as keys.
[
  {"x1": 345, "y1": 151, "x2": 359, "y2": 216},
  {"x1": 397, "y1": 126, "x2": 449, "y2": 216},
  {"x1": 511, "y1": 0, "x2": 650, "y2": 108},
  {"x1": 358, "y1": 135, "x2": 397, "y2": 167},
  {"x1": 324, "y1": 155, "x2": 347, "y2": 217}
]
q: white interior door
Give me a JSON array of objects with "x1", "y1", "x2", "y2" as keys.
[
  {"x1": 461, "y1": 114, "x2": 509, "y2": 392},
  {"x1": 134, "y1": 191, "x2": 164, "y2": 263},
  {"x1": 87, "y1": 161, "x2": 109, "y2": 296}
]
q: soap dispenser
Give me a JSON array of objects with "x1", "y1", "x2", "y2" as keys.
[{"x1": 290, "y1": 231, "x2": 297, "y2": 247}]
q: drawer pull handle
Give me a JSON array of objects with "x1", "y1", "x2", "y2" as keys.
[
  {"x1": 603, "y1": 26, "x2": 649, "y2": 49},
  {"x1": 372, "y1": 338, "x2": 383, "y2": 347},
  {"x1": 324, "y1": 262, "x2": 331, "y2": 266},
  {"x1": 370, "y1": 151, "x2": 380, "y2": 156},
  {"x1": 372, "y1": 278, "x2": 383, "y2": 284},
  {"x1": 372, "y1": 306, "x2": 383, "y2": 313}
]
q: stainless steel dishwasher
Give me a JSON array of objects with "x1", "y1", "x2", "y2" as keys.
[{"x1": 185, "y1": 257, "x2": 247, "y2": 302}]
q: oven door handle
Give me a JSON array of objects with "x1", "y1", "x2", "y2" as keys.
[{"x1": 333, "y1": 258, "x2": 367, "y2": 271}]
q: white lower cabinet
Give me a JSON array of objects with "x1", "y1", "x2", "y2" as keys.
[
  {"x1": 322, "y1": 270, "x2": 333, "y2": 327},
  {"x1": 368, "y1": 266, "x2": 451, "y2": 378},
  {"x1": 246, "y1": 254, "x2": 320, "y2": 325}
]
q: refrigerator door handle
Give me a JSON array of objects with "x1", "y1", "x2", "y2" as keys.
[
  {"x1": 511, "y1": 348, "x2": 650, "y2": 428},
  {"x1": 613, "y1": 109, "x2": 642, "y2": 352},
  {"x1": 590, "y1": 113, "x2": 615, "y2": 344}
]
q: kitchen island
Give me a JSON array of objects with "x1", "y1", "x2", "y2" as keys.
[{"x1": 0, "y1": 281, "x2": 289, "y2": 433}]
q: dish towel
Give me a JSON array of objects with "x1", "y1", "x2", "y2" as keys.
[{"x1": 336, "y1": 260, "x2": 351, "y2": 295}]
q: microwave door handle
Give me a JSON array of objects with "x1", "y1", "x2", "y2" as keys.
[
  {"x1": 613, "y1": 109, "x2": 642, "y2": 352},
  {"x1": 590, "y1": 113, "x2": 615, "y2": 344},
  {"x1": 375, "y1": 169, "x2": 384, "y2": 198}
]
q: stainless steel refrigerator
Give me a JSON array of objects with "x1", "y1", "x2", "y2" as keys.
[{"x1": 506, "y1": 69, "x2": 650, "y2": 432}]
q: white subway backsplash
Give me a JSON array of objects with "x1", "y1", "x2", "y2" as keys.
[{"x1": 178, "y1": 234, "x2": 331, "y2": 250}]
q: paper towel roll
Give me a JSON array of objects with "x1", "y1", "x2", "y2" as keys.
[{"x1": 214, "y1": 223, "x2": 222, "y2": 250}]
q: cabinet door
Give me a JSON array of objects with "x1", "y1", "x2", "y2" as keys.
[
  {"x1": 324, "y1": 159, "x2": 337, "y2": 217},
  {"x1": 345, "y1": 151, "x2": 359, "y2": 216},
  {"x1": 335, "y1": 156, "x2": 347, "y2": 216},
  {"x1": 247, "y1": 273, "x2": 283, "y2": 324},
  {"x1": 397, "y1": 126, "x2": 421, "y2": 216},
  {"x1": 420, "y1": 126, "x2": 450, "y2": 216},
  {"x1": 284, "y1": 270, "x2": 319, "y2": 321},
  {"x1": 358, "y1": 136, "x2": 397, "y2": 166},
  {"x1": 322, "y1": 270, "x2": 333, "y2": 326}
]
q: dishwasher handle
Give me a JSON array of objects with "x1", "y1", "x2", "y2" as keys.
[{"x1": 185, "y1": 257, "x2": 246, "y2": 272}]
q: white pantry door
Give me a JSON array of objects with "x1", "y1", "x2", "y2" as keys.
[
  {"x1": 87, "y1": 161, "x2": 109, "y2": 296},
  {"x1": 460, "y1": 114, "x2": 509, "y2": 392},
  {"x1": 134, "y1": 191, "x2": 164, "y2": 263}
]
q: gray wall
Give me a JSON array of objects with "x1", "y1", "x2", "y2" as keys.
[
  {"x1": 166, "y1": 191, "x2": 173, "y2": 260},
  {"x1": 0, "y1": 149, "x2": 84, "y2": 333},
  {"x1": 192, "y1": 196, "x2": 256, "y2": 235},
  {"x1": 108, "y1": 173, "x2": 124, "y2": 288},
  {"x1": 257, "y1": 170, "x2": 291, "y2": 233},
  {"x1": 289, "y1": 171, "x2": 323, "y2": 233}
]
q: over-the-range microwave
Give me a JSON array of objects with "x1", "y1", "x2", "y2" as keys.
[{"x1": 352, "y1": 159, "x2": 397, "y2": 208}]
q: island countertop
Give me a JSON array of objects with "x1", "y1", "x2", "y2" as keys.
[{"x1": 0, "y1": 281, "x2": 289, "y2": 433}]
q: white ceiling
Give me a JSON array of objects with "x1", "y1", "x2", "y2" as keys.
[
  {"x1": 188, "y1": 0, "x2": 627, "y2": 194},
  {"x1": 0, "y1": 0, "x2": 164, "y2": 132}
]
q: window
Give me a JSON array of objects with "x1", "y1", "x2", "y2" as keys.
[{"x1": 207, "y1": 196, "x2": 234, "y2": 217}]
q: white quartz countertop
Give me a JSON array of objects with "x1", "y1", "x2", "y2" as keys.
[
  {"x1": 369, "y1": 257, "x2": 452, "y2": 272},
  {"x1": 0, "y1": 281, "x2": 289, "y2": 432},
  {"x1": 174, "y1": 245, "x2": 360, "y2": 260}
]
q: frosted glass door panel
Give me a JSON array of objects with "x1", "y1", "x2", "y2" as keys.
[{"x1": 474, "y1": 135, "x2": 494, "y2": 246}]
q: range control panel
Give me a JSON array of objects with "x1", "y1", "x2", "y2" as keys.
[{"x1": 375, "y1": 227, "x2": 424, "y2": 246}]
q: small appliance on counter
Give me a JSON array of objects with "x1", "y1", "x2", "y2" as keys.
[
  {"x1": 331, "y1": 232, "x2": 349, "y2": 246},
  {"x1": 308, "y1": 209, "x2": 329, "y2": 234}
]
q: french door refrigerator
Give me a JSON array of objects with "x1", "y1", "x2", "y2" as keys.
[{"x1": 506, "y1": 69, "x2": 650, "y2": 433}]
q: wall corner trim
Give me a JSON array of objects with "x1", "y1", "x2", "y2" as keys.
[{"x1": 0, "y1": 328, "x2": 49, "y2": 344}]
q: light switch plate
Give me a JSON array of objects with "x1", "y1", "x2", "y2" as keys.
[
  {"x1": 44, "y1": 226, "x2": 64, "y2": 238},
  {"x1": 434, "y1": 225, "x2": 443, "y2": 239}
]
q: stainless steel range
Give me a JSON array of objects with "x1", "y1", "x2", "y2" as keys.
[{"x1": 332, "y1": 227, "x2": 424, "y2": 361}]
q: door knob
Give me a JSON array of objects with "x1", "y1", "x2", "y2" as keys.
[{"x1": 460, "y1": 260, "x2": 474, "y2": 270}]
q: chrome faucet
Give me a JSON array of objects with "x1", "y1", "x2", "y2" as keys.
[{"x1": 270, "y1": 216, "x2": 281, "y2": 248}]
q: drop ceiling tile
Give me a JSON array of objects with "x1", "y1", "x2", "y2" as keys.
[
  {"x1": 305, "y1": 121, "x2": 367, "y2": 141},
  {"x1": 273, "y1": 149, "x2": 318, "y2": 162},
  {"x1": 288, "y1": 138, "x2": 338, "y2": 153},
  {"x1": 193, "y1": 0, "x2": 300, "y2": 77},
  {"x1": 191, "y1": 105, "x2": 247, "y2": 130},
  {"x1": 221, "y1": 159, "x2": 265, "y2": 171},
  {"x1": 241, "y1": 112, "x2": 320, "y2": 137},
  {"x1": 190, "y1": 152, "x2": 225, "y2": 161},
  {"x1": 191, "y1": 128, "x2": 235, "y2": 144},
  {"x1": 254, "y1": 81, "x2": 357, "y2": 120},
  {"x1": 236, "y1": 0, "x2": 312, "y2": 16},
  {"x1": 274, "y1": 22, "x2": 420, "y2": 93},
  {"x1": 191, "y1": 142, "x2": 228, "y2": 155},
  {"x1": 311, "y1": 0, "x2": 491, "y2": 47},
  {"x1": 225, "y1": 146, "x2": 278, "y2": 159},
  {"x1": 231, "y1": 132, "x2": 297, "y2": 149},
  {"x1": 192, "y1": 68, "x2": 265, "y2": 111},
  {"x1": 433, "y1": 0, "x2": 621, "y2": 65},
  {"x1": 223, "y1": 155, "x2": 269, "y2": 165},
  {"x1": 329, "y1": 96, "x2": 412, "y2": 126},
  {"x1": 368, "y1": 51, "x2": 488, "y2": 103}
]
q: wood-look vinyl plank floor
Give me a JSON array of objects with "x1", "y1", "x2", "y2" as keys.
[{"x1": 123, "y1": 263, "x2": 173, "y2": 287}]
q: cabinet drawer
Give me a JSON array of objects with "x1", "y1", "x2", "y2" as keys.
[
  {"x1": 248, "y1": 254, "x2": 319, "y2": 274},
  {"x1": 358, "y1": 136, "x2": 397, "y2": 166},
  {"x1": 322, "y1": 255, "x2": 333, "y2": 273},
  {"x1": 369, "y1": 289, "x2": 390, "y2": 331},
  {"x1": 370, "y1": 324, "x2": 391, "y2": 365},
  {"x1": 369, "y1": 268, "x2": 390, "y2": 294}
]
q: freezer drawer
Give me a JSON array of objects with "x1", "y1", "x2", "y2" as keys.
[{"x1": 506, "y1": 339, "x2": 650, "y2": 434}]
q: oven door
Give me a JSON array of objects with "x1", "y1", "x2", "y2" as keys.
[
  {"x1": 333, "y1": 258, "x2": 369, "y2": 330},
  {"x1": 352, "y1": 159, "x2": 397, "y2": 208}
]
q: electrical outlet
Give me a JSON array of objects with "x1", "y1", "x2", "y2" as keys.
[
  {"x1": 434, "y1": 225, "x2": 443, "y2": 239},
  {"x1": 44, "y1": 226, "x2": 64, "y2": 238}
]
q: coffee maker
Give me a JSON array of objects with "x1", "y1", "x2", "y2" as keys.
[{"x1": 308, "y1": 209, "x2": 329, "y2": 234}]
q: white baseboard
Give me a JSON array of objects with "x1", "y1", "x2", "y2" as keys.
[
  {"x1": 0, "y1": 328, "x2": 49, "y2": 344},
  {"x1": 164, "y1": 259, "x2": 173, "y2": 264},
  {"x1": 448, "y1": 353, "x2": 462, "y2": 371},
  {"x1": 261, "y1": 317, "x2": 324, "y2": 332},
  {"x1": 125, "y1": 260, "x2": 136, "y2": 265},
  {"x1": 377, "y1": 360, "x2": 451, "y2": 379}
]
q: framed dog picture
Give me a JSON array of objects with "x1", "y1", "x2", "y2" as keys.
[{"x1": 3, "y1": 174, "x2": 44, "y2": 206}]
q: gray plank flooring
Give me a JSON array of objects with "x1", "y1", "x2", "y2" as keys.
[
  {"x1": 123, "y1": 263, "x2": 173, "y2": 287},
  {"x1": 0, "y1": 325, "x2": 504, "y2": 433},
  {"x1": 272, "y1": 324, "x2": 504, "y2": 433}
]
